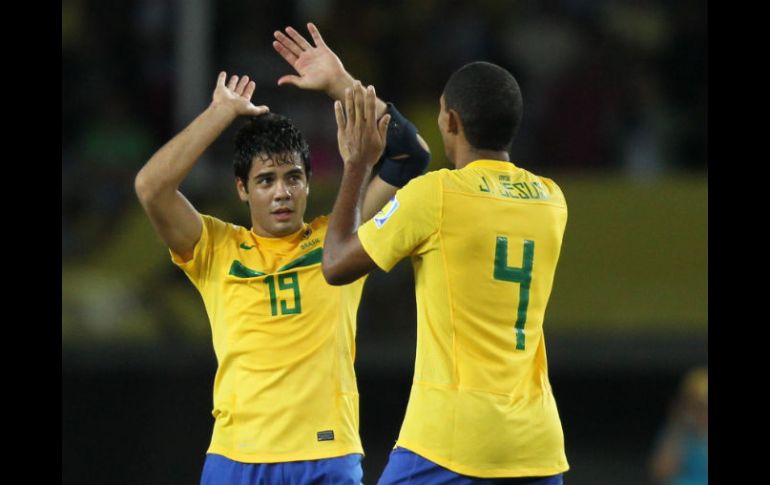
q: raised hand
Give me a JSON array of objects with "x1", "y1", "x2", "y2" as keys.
[
  {"x1": 273, "y1": 23, "x2": 352, "y2": 98},
  {"x1": 211, "y1": 71, "x2": 270, "y2": 117},
  {"x1": 334, "y1": 82, "x2": 390, "y2": 167}
]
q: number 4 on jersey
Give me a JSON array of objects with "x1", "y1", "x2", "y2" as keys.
[{"x1": 494, "y1": 237, "x2": 534, "y2": 350}]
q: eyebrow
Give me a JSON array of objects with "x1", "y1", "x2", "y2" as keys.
[
  {"x1": 253, "y1": 168, "x2": 305, "y2": 180},
  {"x1": 285, "y1": 168, "x2": 305, "y2": 177}
]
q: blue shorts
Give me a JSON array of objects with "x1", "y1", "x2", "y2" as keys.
[
  {"x1": 201, "y1": 452, "x2": 363, "y2": 485},
  {"x1": 377, "y1": 447, "x2": 564, "y2": 485}
]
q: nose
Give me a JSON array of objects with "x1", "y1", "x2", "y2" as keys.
[{"x1": 273, "y1": 180, "x2": 292, "y2": 201}]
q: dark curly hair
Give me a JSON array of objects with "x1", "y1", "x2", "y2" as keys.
[{"x1": 233, "y1": 113, "x2": 311, "y2": 190}]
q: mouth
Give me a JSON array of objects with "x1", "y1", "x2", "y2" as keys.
[{"x1": 271, "y1": 208, "x2": 294, "y2": 222}]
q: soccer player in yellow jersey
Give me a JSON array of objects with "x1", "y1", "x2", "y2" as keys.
[
  {"x1": 323, "y1": 63, "x2": 569, "y2": 484},
  {"x1": 134, "y1": 23, "x2": 429, "y2": 485}
]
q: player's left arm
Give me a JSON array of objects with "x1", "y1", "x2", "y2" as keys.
[{"x1": 323, "y1": 83, "x2": 389, "y2": 285}]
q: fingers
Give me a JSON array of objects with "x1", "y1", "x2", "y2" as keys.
[
  {"x1": 227, "y1": 75, "x2": 239, "y2": 91},
  {"x1": 243, "y1": 80, "x2": 256, "y2": 99},
  {"x1": 286, "y1": 26, "x2": 312, "y2": 51},
  {"x1": 378, "y1": 114, "x2": 391, "y2": 141},
  {"x1": 353, "y1": 82, "x2": 365, "y2": 130},
  {"x1": 307, "y1": 23, "x2": 327, "y2": 47},
  {"x1": 365, "y1": 85, "x2": 377, "y2": 131},
  {"x1": 345, "y1": 83, "x2": 376, "y2": 132},
  {"x1": 218, "y1": 72, "x2": 255, "y2": 99},
  {"x1": 337, "y1": 83, "x2": 386, "y2": 163},
  {"x1": 249, "y1": 104, "x2": 270, "y2": 116},
  {"x1": 334, "y1": 100, "x2": 346, "y2": 131},
  {"x1": 345, "y1": 86, "x2": 355, "y2": 127},
  {"x1": 235, "y1": 75, "x2": 250, "y2": 95},
  {"x1": 272, "y1": 40, "x2": 297, "y2": 64},
  {"x1": 277, "y1": 74, "x2": 302, "y2": 87},
  {"x1": 273, "y1": 30, "x2": 303, "y2": 58},
  {"x1": 344, "y1": 83, "x2": 377, "y2": 131}
]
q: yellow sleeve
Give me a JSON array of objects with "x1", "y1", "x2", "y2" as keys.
[
  {"x1": 169, "y1": 214, "x2": 228, "y2": 287},
  {"x1": 358, "y1": 172, "x2": 442, "y2": 271}
]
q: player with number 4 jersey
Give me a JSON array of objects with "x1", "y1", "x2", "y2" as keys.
[
  {"x1": 358, "y1": 161, "x2": 568, "y2": 478},
  {"x1": 322, "y1": 61, "x2": 569, "y2": 483}
]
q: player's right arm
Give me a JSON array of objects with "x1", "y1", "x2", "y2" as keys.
[{"x1": 134, "y1": 72, "x2": 269, "y2": 262}]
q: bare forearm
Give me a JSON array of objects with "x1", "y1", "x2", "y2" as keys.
[
  {"x1": 327, "y1": 162, "x2": 371, "y2": 246},
  {"x1": 135, "y1": 103, "x2": 236, "y2": 201},
  {"x1": 362, "y1": 176, "x2": 398, "y2": 221},
  {"x1": 324, "y1": 163, "x2": 371, "y2": 278},
  {"x1": 328, "y1": 74, "x2": 388, "y2": 119}
]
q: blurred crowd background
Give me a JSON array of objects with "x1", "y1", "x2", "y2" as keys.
[{"x1": 62, "y1": 1, "x2": 707, "y2": 484}]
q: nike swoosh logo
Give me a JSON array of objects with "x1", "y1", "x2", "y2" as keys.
[{"x1": 239, "y1": 243, "x2": 255, "y2": 250}]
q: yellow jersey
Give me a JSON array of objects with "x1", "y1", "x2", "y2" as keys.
[
  {"x1": 171, "y1": 214, "x2": 364, "y2": 463},
  {"x1": 358, "y1": 160, "x2": 569, "y2": 477}
]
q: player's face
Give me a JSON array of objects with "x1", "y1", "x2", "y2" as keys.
[{"x1": 237, "y1": 153, "x2": 309, "y2": 237}]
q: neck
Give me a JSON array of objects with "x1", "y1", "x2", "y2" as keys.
[
  {"x1": 453, "y1": 146, "x2": 510, "y2": 169},
  {"x1": 251, "y1": 221, "x2": 306, "y2": 239}
]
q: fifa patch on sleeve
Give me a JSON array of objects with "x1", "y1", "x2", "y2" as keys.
[
  {"x1": 317, "y1": 430, "x2": 335, "y2": 441},
  {"x1": 374, "y1": 196, "x2": 400, "y2": 228}
]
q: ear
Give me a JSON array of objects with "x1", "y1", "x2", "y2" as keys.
[
  {"x1": 447, "y1": 109, "x2": 461, "y2": 135},
  {"x1": 236, "y1": 177, "x2": 249, "y2": 202}
]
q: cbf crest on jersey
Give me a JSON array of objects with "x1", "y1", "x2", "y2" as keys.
[{"x1": 374, "y1": 195, "x2": 400, "y2": 228}]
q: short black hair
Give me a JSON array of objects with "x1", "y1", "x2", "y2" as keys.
[
  {"x1": 233, "y1": 113, "x2": 311, "y2": 188},
  {"x1": 443, "y1": 61, "x2": 523, "y2": 151}
]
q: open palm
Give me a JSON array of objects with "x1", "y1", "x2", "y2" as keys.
[
  {"x1": 273, "y1": 23, "x2": 349, "y2": 95},
  {"x1": 212, "y1": 72, "x2": 269, "y2": 116}
]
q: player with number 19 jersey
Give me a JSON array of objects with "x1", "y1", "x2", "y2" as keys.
[
  {"x1": 171, "y1": 214, "x2": 364, "y2": 463},
  {"x1": 357, "y1": 159, "x2": 569, "y2": 478}
]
